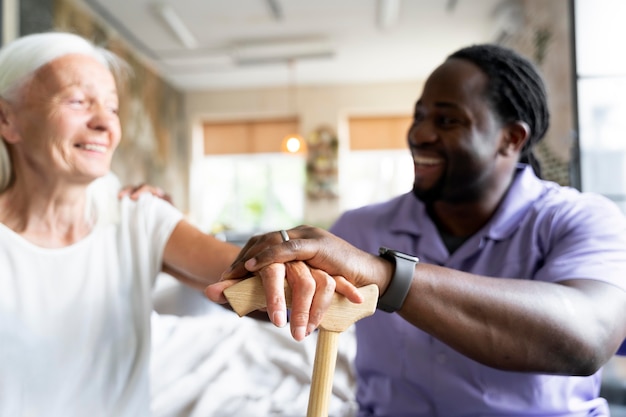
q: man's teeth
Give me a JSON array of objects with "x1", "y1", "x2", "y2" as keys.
[
  {"x1": 78, "y1": 144, "x2": 106, "y2": 153},
  {"x1": 413, "y1": 156, "x2": 442, "y2": 165}
]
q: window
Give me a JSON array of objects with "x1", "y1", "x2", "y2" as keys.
[
  {"x1": 576, "y1": 0, "x2": 626, "y2": 213},
  {"x1": 575, "y1": 1, "x2": 626, "y2": 413},
  {"x1": 340, "y1": 115, "x2": 414, "y2": 211},
  {"x1": 194, "y1": 118, "x2": 306, "y2": 236},
  {"x1": 194, "y1": 153, "x2": 305, "y2": 235}
]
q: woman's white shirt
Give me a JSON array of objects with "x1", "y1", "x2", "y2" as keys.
[{"x1": 0, "y1": 194, "x2": 183, "y2": 417}]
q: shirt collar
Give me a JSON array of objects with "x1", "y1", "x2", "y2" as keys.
[
  {"x1": 387, "y1": 191, "x2": 429, "y2": 237},
  {"x1": 484, "y1": 164, "x2": 545, "y2": 240}
]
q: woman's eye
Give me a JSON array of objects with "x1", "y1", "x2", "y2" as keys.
[{"x1": 106, "y1": 100, "x2": 120, "y2": 114}]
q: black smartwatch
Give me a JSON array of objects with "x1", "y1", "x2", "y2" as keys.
[{"x1": 377, "y1": 247, "x2": 419, "y2": 313}]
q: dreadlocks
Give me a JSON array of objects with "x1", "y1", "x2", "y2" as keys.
[{"x1": 448, "y1": 44, "x2": 550, "y2": 178}]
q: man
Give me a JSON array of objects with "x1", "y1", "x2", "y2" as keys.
[{"x1": 211, "y1": 44, "x2": 626, "y2": 416}]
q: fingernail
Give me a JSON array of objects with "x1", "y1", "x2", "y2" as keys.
[
  {"x1": 306, "y1": 323, "x2": 316, "y2": 336},
  {"x1": 293, "y1": 326, "x2": 306, "y2": 341},
  {"x1": 272, "y1": 310, "x2": 287, "y2": 328},
  {"x1": 244, "y1": 258, "x2": 257, "y2": 269}
]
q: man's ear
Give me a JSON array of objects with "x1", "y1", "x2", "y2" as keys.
[
  {"x1": 0, "y1": 99, "x2": 19, "y2": 144},
  {"x1": 499, "y1": 121, "x2": 530, "y2": 156}
]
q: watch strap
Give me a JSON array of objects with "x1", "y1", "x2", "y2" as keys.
[{"x1": 377, "y1": 247, "x2": 419, "y2": 313}]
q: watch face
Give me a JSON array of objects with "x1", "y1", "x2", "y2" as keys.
[
  {"x1": 380, "y1": 247, "x2": 418, "y2": 262},
  {"x1": 395, "y1": 251, "x2": 419, "y2": 262}
]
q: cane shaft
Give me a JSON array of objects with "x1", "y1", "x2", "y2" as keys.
[
  {"x1": 224, "y1": 276, "x2": 379, "y2": 417},
  {"x1": 307, "y1": 329, "x2": 340, "y2": 417}
]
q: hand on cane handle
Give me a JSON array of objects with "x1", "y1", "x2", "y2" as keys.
[{"x1": 224, "y1": 275, "x2": 378, "y2": 417}]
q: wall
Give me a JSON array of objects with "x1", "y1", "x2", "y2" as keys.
[
  {"x1": 186, "y1": 0, "x2": 575, "y2": 227},
  {"x1": 19, "y1": 0, "x2": 53, "y2": 36},
  {"x1": 186, "y1": 81, "x2": 421, "y2": 225},
  {"x1": 498, "y1": 0, "x2": 575, "y2": 186},
  {"x1": 37, "y1": 0, "x2": 573, "y2": 226}
]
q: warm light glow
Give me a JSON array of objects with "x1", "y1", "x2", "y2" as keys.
[
  {"x1": 281, "y1": 133, "x2": 307, "y2": 154},
  {"x1": 285, "y1": 136, "x2": 302, "y2": 152}
]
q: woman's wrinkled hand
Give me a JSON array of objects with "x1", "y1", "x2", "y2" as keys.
[{"x1": 205, "y1": 225, "x2": 383, "y2": 341}]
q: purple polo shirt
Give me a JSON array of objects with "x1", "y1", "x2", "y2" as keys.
[{"x1": 330, "y1": 165, "x2": 626, "y2": 417}]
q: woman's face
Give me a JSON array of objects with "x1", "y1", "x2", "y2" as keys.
[{"x1": 2, "y1": 53, "x2": 121, "y2": 185}]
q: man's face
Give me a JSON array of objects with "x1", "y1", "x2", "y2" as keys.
[{"x1": 408, "y1": 58, "x2": 505, "y2": 204}]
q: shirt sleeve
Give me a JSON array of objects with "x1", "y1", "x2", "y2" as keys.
[
  {"x1": 535, "y1": 192, "x2": 626, "y2": 290},
  {"x1": 126, "y1": 194, "x2": 184, "y2": 283}
]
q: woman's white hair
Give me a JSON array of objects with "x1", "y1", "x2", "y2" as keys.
[{"x1": 0, "y1": 31, "x2": 128, "y2": 193}]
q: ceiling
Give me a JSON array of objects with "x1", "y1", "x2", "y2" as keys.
[{"x1": 79, "y1": 0, "x2": 518, "y2": 91}]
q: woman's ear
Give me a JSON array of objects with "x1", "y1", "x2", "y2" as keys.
[
  {"x1": 499, "y1": 121, "x2": 530, "y2": 156},
  {"x1": 0, "y1": 99, "x2": 19, "y2": 144}
]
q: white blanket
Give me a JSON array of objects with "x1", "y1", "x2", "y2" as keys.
[{"x1": 150, "y1": 275, "x2": 358, "y2": 417}]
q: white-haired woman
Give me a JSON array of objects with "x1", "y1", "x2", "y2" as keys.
[{"x1": 0, "y1": 32, "x2": 358, "y2": 417}]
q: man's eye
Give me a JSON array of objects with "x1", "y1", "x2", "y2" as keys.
[{"x1": 438, "y1": 116, "x2": 458, "y2": 126}]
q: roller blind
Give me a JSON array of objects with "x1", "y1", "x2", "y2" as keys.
[
  {"x1": 348, "y1": 115, "x2": 412, "y2": 150},
  {"x1": 203, "y1": 118, "x2": 299, "y2": 155}
]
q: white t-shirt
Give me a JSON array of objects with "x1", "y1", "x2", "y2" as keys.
[{"x1": 0, "y1": 194, "x2": 183, "y2": 417}]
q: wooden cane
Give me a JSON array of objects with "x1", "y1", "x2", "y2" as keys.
[{"x1": 224, "y1": 275, "x2": 378, "y2": 417}]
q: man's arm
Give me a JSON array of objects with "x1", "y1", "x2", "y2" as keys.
[{"x1": 212, "y1": 224, "x2": 626, "y2": 375}]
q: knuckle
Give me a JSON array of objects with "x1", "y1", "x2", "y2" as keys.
[
  {"x1": 309, "y1": 311, "x2": 323, "y2": 326},
  {"x1": 286, "y1": 239, "x2": 300, "y2": 251},
  {"x1": 324, "y1": 275, "x2": 336, "y2": 289},
  {"x1": 299, "y1": 277, "x2": 316, "y2": 294},
  {"x1": 316, "y1": 273, "x2": 336, "y2": 294},
  {"x1": 289, "y1": 311, "x2": 309, "y2": 324},
  {"x1": 269, "y1": 294, "x2": 284, "y2": 308}
]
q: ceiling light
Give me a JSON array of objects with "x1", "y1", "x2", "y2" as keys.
[
  {"x1": 281, "y1": 133, "x2": 307, "y2": 154},
  {"x1": 160, "y1": 53, "x2": 234, "y2": 70},
  {"x1": 234, "y1": 37, "x2": 334, "y2": 66},
  {"x1": 265, "y1": 0, "x2": 283, "y2": 20},
  {"x1": 281, "y1": 60, "x2": 306, "y2": 155},
  {"x1": 152, "y1": 2, "x2": 198, "y2": 49}
]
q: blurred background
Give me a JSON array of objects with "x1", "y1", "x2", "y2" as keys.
[
  {"x1": 11, "y1": 0, "x2": 624, "y2": 239},
  {"x1": 5, "y1": 0, "x2": 626, "y2": 411}
]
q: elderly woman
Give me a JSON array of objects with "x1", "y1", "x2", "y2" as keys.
[{"x1": 0, "y1": 32, "x2": 358, "y2": 417}]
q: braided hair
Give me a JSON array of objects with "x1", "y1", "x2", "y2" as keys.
[{"x1": 448, "y1": 44, "x2": 550, "y2": 178}]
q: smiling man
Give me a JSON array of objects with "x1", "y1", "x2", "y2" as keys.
[{"x1": 215, "y1": 44, "x2": 626, "y2": 417}]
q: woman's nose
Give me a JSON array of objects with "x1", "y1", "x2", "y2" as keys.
[{"x1": 88, "y1": 103, "x2": 118, "y2": 131}]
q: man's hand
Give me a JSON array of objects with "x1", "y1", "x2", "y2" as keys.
[
  {"x1": 205, "y1": 225, "x2": 391, "y2": 340},
  {"x1": 118, "y1": 183, "x2": 173, "y2": 205}
]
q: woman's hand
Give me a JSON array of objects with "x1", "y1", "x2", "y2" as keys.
[{"x1": 205, "y1": 225, "x2": 388, "y2": 341}]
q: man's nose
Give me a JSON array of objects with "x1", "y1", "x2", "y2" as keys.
[{"x1": 407, "y1": 120, "x2": 437, "y2": 147}]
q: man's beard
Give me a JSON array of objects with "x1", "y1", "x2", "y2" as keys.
[
  {"x1": 411, "y1": 178, "x2": 444, "y2": 204},
  {"x1": 411, "y1": 171, "x2": 485, "y2": 205}
]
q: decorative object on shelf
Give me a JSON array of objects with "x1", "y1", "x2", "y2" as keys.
[{"x1": 306, "y1": 125, "x2": 338, "y2": 200}]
